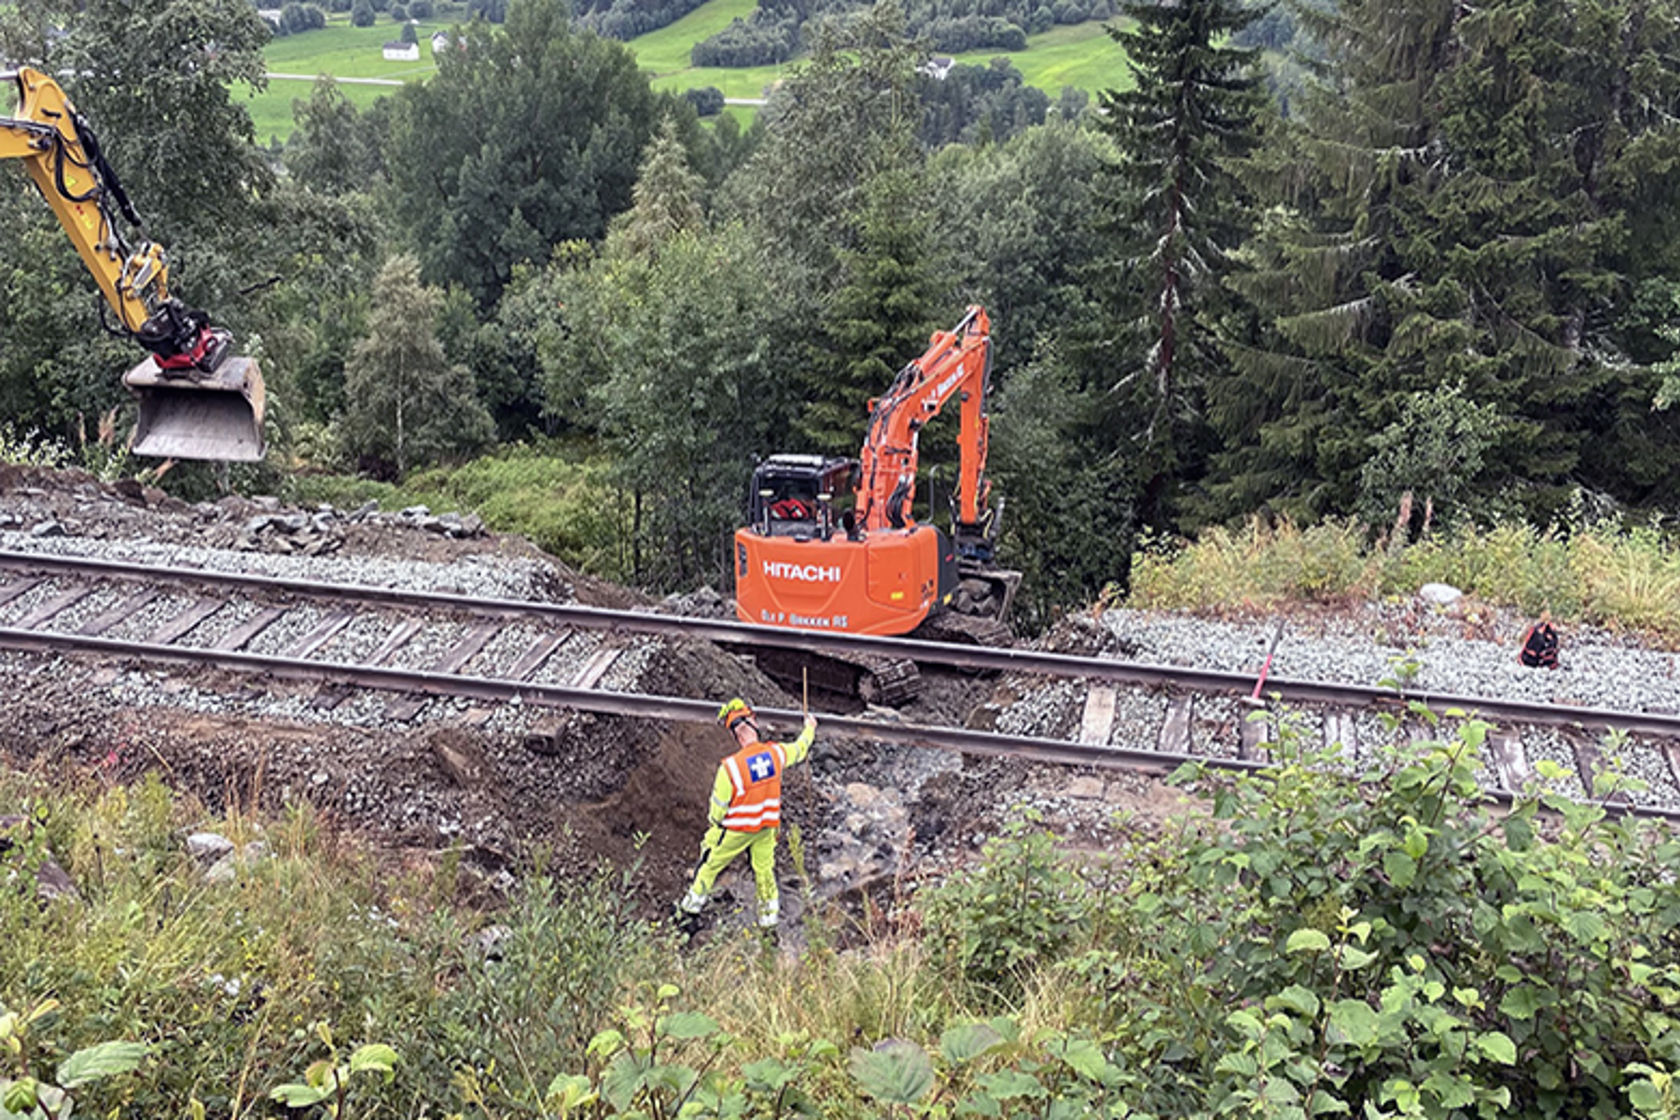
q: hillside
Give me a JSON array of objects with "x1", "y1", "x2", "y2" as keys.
[{"x1": 246, "y1": 0, "x2": 1127, "y2": 141}]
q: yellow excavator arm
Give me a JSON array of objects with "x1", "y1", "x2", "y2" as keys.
[{"x1": 1, "y1": 66, "x2": 266, "y2": 462}]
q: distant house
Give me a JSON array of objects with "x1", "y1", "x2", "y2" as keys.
[
  {"x1": 431, "y1": 30, "x2": 453, "y2": 53},
  {"x1": 919, "y1": 56, "x2": 955, "y2": 80},
  {"x1": 257, "y1": 8, "x2": 283, "y2": 29},
  {"x1": 382, "y1": 40, "x2": 420, "y2": 62}
]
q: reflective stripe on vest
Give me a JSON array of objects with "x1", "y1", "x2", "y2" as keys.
[{"x1": 721, "y1": 741, "x2": 788, "y2": 832}]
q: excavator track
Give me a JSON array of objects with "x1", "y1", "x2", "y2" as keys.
[
  {"x1": 911, "y1": 610, "x2": 1014, "y2": 647},
  {"x1": 738, "y1": 644, "x2": 922, "y2": 708}
]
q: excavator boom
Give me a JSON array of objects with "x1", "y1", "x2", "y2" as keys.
[
  {"x1": 855, "y1": 305, "x2": 993, "y2": 538},
  {"x1": 1, "y1": 67, "x2": 265, "y2": 462}
]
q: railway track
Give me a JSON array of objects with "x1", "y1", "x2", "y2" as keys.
[{"x1": 0, "y1": 547, "x2": 1677, "y2": 821}]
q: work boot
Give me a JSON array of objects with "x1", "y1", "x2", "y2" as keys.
[{"x1": 673, "y1": 905, "x2": 702, "y2": 939}]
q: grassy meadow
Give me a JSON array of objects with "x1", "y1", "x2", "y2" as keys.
[{"x1": 245, "y1": 0, "x2": 1128, "y2": 141}]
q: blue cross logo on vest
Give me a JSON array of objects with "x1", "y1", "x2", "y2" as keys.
[{"x1": 748, "y1": 752, "x2": 775, "y2": 781}]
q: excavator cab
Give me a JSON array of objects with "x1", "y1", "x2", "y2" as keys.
[
  {"x1": 124, "y1": 355, "x2": 267, "y2": 462},
  {"x1": 747, "y1": 455, "x2": 858, "y2": 540}
]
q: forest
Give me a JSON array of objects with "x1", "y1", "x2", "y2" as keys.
[{"x1": 1, "y1": 0, "x2": 1679, "y2": 630}]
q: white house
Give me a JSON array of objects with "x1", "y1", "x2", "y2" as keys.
[
  {"x1": 382, "y1": 40, "x2": 420, "y2": 62},
  {"x1": 919, "y1": 56, "x2": 955, "y2": 80},
  {"x1": 431, "y1": 30, "x2": 453, "y2": 53}
]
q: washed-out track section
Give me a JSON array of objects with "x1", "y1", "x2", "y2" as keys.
[{"x1": 0, "y1": 549, "x2": 1677, "y2": 822}]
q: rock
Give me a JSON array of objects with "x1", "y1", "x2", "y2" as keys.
[
  {"x1": 186, "y1": 831, "x2": 235, "y2": 863},
  {"x1": 400, "y1": 505, "x2": 431, "y2": 519},
  {"x1": 352, "y1": 500, "x2": 379, "y2": 520},
  {"x1": 204, "y1": 855, "x2": 239, "y2": 886},
  {"x1": 1418, "y1": 582, "x2": 1464, "y2": 605},
  {"x1": 29, "y1": 520, "x2": 64, "y2": 538},
  {"x1": 459, "y1": 513, "x2": 486, "y2": 537},
  {"x1": 112, "y1": 477, "x2": 146, "y2": 505},
  {"x1": 244, "y1": 515, "x2": 275, "y2": 534},
  {"x1": 418, "y1": 516, "x2": 448, "y2": 535},
  {"x1": 1064, "y1": 776, "x2": 1105, "y2": 800},
  {"x1": 250, "y1": 495, "x2": 282, "y2": 512},
  {"x1": 471, "y1": 924, "x2": 512, "y2": 960},
  {"x1": 34, "y1": 858, "x2": 79, "y2": 903},
  {"x1": 430, "y1": 732, "x2": 484, "y2": 788}
]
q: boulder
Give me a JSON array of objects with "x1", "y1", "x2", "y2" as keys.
[
  {"x1": 186, "y1": 831, "x2": 235, "y2": 864},
  {"x1": 1418, "y1": 582, "x2": 1464, "y2": 606}
]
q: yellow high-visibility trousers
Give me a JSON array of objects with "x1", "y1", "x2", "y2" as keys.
[{"x1": 682, "y1": 827, "x2": 780, "y2": 926}]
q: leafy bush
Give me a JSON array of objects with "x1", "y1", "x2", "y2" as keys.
[
  {"x1": 0, "y1": 425, "x2": 68, "y2": 468},
  {"x1": 350, "y1": 0, "x2": 375, "y2": 25},
  {"x1": 0, "y1": 770, "x2": 660, "y2": 1117},
  {"x1": 683, "y1": 85, "x2": 726, "y2": 117},
  {"x1": 274, "y1": 2, "x2": 327, "y2": 35},
  {"x1": 1094, "y1": 712, "x2": 1680, "y2": 1118},
  {"x1": 285, "y1": 444, "x2": 627, "y2": 580},
  {"x1": 918, "y1": 812, "x2": 1096, "y2": 1004},
  {"x1": 408, "y1": 0, "x2": 433, "y2": 15}
]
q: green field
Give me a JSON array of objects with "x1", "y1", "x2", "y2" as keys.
[
  {"x1": 247, "y1": 1, "x2": 1127, "y2": 141},
  {"x1": 246, "y1": 12, "x2": 445, "y2": 144},
  {"x1": 250, "y1": 77, "x2": 393, "y2": 145},
  {"x1": 951, "y1": 19, "x2": 1132, "y2": 94},
  {"x1": 630, "y1": 0, "x2": 759, "y2": 74}
]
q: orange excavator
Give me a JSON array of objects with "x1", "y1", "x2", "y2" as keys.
[
  {"x1": 2, "y1": 67, "x2": 265, "y2": 461},
  {"x1": 732, "y1": 306, "x2": 1020, "y2": 703}
]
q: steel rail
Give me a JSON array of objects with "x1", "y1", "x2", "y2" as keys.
[
  {"x1": 1, "y1": 548, "x2": 1678, "y2": 739},
  {"x1": 2, "y1": 623, "x2": 1675, "y2": 824},
  {"x1": 0, "y1": 624, "x2": 1254, "y2": 774}
]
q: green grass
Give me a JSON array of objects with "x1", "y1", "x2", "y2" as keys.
[
  {"x1": 629, "y1": 0, "x2": 759, "y2": 74},
  {"x1": 247, "y1": 76, "x2": 392, "y2": 146},
  {"x1": 247, "y1": 11, "x2": 443, "y2": 144},
  {"x1": 265, "y1": 13, "x2": 445, "y2": 78},
  {"x1": 950, "y1": 19, "x2": 1132, "y2": 94}
]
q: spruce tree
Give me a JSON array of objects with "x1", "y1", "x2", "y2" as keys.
[
  {"x1": 1204, "y1": 0, "x2": 1680, "y2": 523},
  {"x1": 1090, "y1": 0, "x2": 1266, "y2": 529},
  {"x1": 798, "y1": 165, "x2": 943, "y2": 459},
  {"x1": 1202, "y1": 0, "x2": 1464, "y2": 523},
  {"x1": 617, "y1": 116, "x2": 708, "y2": 259}
]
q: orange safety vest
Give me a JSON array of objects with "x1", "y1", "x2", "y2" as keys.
[{"x1": 720, "y1": 739, "x2": 789, "y2": 832}]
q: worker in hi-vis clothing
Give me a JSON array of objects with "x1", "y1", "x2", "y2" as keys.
[{"x1": 677, "y1": 697, "x2": 815, "y2": 932}]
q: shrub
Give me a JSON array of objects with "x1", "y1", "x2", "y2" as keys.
[
  {"x1": 1096, "y1": 713, "x2": 1680, "y2": 1118},
  {"x1": 350, "y1": 0, "x2": 375, "y2": 25},
  {"x1": 276, "y1": 2, "x2": 327, "y2": 34},
  {"x1": 408, "y1": 0, "x2": 433, "y2": 15},
  {"x1": 682, "y1": 85, "x2": 725, "y2": 117},
  {"x1": 918, "y1": 812, "x2": 1093, "y2": 1004}
]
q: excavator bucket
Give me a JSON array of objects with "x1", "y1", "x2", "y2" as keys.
[{"x1": 123, "y1": 356, "x2": 266, "y2": 462}]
